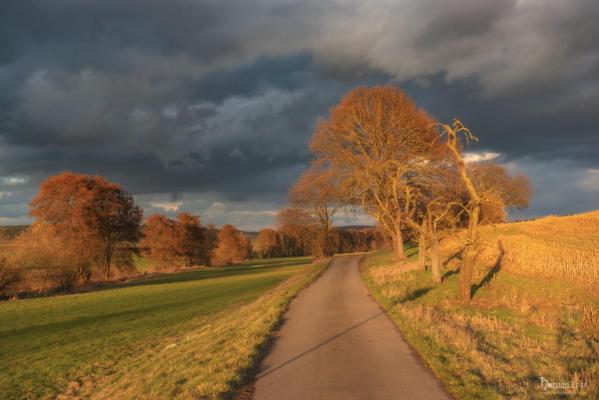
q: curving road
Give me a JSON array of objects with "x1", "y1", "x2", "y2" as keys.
[{"x1": 253, "y1": 255, "x2": 450, "y2": 400}]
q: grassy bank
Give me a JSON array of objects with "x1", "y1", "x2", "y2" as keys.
[
  {"x1": 0, "y1": 256, "x2": 328, "y2": 399},
  {"x1": 362, "y1": 246, "x2": 598, "y2": 399}
]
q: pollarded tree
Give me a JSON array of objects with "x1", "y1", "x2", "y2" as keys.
[
  {"x1": 30, "y1": 172, "x2": 143, "y2": 280},
  {"x1": 310, "y1": 86, "x2": 440, "y2": 260},
  {"x1": 211, "y1": 224, "x2": 252, "y2": 266},
  {"x1": 289, "y1": 164, "x2": 342, "y2": 258}
]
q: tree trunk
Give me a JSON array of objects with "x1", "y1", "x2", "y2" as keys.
[
  {"x1": 417, "y1": 234, "x2": 426, "y2": 270},
  {"x1": 392, "y1": 224, "x2": 406, "y2": 260},
  {"x1": 459, "y1": 247, "x2": 476, "y2": 303},
  {"x1": 460, "y1": 206, "x2": 481, "y2": 303},
  {"x1": 431, "y1": 234, "x2": 441, "y2": 284},
  {"x1": 323, "y1": 225, "x2": 333, "y2": 257},
  {"x1": 103, "y1": 244, "x2": 113, "y2": 280}
]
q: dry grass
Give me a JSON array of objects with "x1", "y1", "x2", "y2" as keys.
[
  {"x1": 57, "y1": 259, "x2": 329, "y2": 400},
  {"x1": 445, "y1": 210, "x2": 599, "y2": 285},
  {"x1": 362, "y1": 209, "x2": 599, "y2": 399}
]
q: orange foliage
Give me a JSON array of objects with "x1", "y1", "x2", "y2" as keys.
[
  {"x1": 29, "y1": 172, "x2": 142, "y2": 280},
  {"x1": 254, "y1": 228, "x2": 283, "y2": 258},
  {"x1": 141, "y1": 213, "x2": 207, "y2": 270},
  {"x1": 310, "y1": 86, "x2": 440, "y2": 260},
  {"x1": 211, "y1": 224, "x2": 252, "y2": 266}
]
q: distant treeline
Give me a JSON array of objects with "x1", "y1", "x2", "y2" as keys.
[
  {"x1": 0, "y1": 173, "x2": 379, "y2": 297},
  {"x1": 253, "y1": 226, "x2": 381, "y2": 259}
]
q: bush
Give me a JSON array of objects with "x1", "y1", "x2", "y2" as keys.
[
  {"x1": 0, "y1": 258, "x2": 21, "y2": 297},
  {"x1": 11, "y1": 222, "x2": 87, "y2": 292}
]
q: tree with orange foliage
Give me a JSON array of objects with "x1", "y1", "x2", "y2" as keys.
[
  {"x1": 30, "y1": 172, "x2": 142, "y2": 280},
  {"x1": 174, "y1": 213, "x2": 205, "y2": 267},
  {"x1": 211, "y1": 224, "x2": 252, "y2": 266},
  {"x1": 202, "y1": 224, "x2": 219, "y2": 263},
  {"x1": 142, "y1": 213, "x2": 206, "y2": 269},
  {"x1": 289, "y1": 164, "x2": 342, "y2": 258},
  {"x1": 276, "y1": 207, "x2": 317, "y2": 256},
  {"x1": 470, "y1": 162, "x2": 532, "y2": 224},
  {"x1": 140, "y1": 214, "x2": 179, "y2": 270},
  {"x1": 254, "y1": 228, "x2": 283, "y2": 258},
  {"x1": 310, "y1": 86, "x2": 441, "y2": 260}
]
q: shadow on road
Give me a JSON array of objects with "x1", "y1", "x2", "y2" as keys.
[{"x1": 257, "y1": 311, "x2": 384, "y2": 379}]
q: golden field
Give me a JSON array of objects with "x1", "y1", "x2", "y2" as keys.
[
  {"x1": 448, "y1": 210, "x2": 599, "y2": 285},
  {"x1": 362, "y1": 211, "x2": 599, "y2": 399}
]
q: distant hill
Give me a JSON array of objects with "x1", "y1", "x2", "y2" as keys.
[
  {"x1": 0, "y1": 225, "x2": 375, "y2": 244},
  {"x1": 0, "y1": 225, "x2": 28, "y2": 241},
  {"x1": 241, "y1": 231, "x2": 259, "y2": 242},
  {"x1": 336, "y1": 225, "x2": 376, "y2": 231}
]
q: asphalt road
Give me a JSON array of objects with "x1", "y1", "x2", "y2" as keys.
[{"x1": 253, "y1": 254, "x2": 450, "y2": 400}]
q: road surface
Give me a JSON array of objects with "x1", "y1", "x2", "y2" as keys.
[{"x1": 252, "y1": 255, "x2": 450, "y2": 400}]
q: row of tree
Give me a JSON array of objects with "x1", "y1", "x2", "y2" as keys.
[
  {"x1": 284, "y1": 86, "x2": 531, "y2": 303},
  {"x1": 1, "y1": 171, "x2": 378, "y2": 294},
  {"x1": 1, "y1": 173, "x2": 257, "y2": 292},
  {"x1": 253, "y1": 225, "x2": 380, "y2": 258}
]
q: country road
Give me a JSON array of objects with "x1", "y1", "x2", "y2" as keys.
[{"x1": 253, "y1": 255, "x2": 450, "y2": 400}]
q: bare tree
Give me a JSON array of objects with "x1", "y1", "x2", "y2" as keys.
[
  {"x1": 276, "y1": 207, "x2": 318, "y2": 256},
  {"x1": 289, "y1": 164, "x2": 342, "y2": 258},
  {"x1": 470, "y1": 162, "x2": 532, "y2": 223},
  {"x1": 436, "y1": 120, "x2": 493, "y2": 303},
  {"x1": 310, "y1": 86, "x2": 440, "y2": 260}
]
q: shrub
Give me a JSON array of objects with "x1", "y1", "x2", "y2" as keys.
[{"x1": 0, "y1": 257, "x2": 21, "y2": 297}]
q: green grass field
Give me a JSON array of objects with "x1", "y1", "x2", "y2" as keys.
[
  {"x1": 361, "y1": 250, "x2": 598, "y2": 399},
  {"x1": 0, "y1": 256, "x2": 324, "y2": 399}
]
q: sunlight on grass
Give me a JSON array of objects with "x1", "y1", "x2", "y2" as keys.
[
  {"x1": 0, "y1": 256, "x2": 324, "y2": 399},
  {"x1": 361, "y1": 250, "x2": 598, "y2": 399}
]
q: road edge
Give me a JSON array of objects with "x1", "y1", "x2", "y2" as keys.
[
  {"x1": 231, "y1": 257, "x2": 334, "y2": 400},
  {"x1": 358, "y1": 254, "x2": 455, "y2": 400}
]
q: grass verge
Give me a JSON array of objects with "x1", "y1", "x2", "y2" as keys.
[
  {"x1": 0, "y1": 256, "x2": 328, "y2": 399},
  {"x1": 361, "y1": 250, "x2": 598, "y2": 399}
]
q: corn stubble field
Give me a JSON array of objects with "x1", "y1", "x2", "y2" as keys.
[
  {"x1": 0, "y1": 256, "x2": 327, "y2": 400},
  {"x1": 363, "y1": 210, "x2": 599, "y2": 399}
]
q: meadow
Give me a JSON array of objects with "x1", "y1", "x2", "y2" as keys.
[
  {"x1": 361, "y1": 212, "x2": 599, "y2": 399},
  {"x1": 0, "y1": 256, "x2": 327, "y2": 399}
]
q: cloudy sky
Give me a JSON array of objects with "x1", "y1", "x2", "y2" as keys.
[{"x1": 1, "y1": 0, "x2": 598, "y2": 229}]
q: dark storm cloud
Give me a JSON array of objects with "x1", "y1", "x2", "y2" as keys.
[{"x1": 0, "y1": 0, "x2": 598, "y2": 227}]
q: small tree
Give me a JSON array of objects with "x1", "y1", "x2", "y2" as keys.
[
  {"x1": 202, "y1": 224, "x2": 219, "y2": 264},
  {"x1": 174, "y1": 213, "x2": 204, "y2": 267},
  {"x1": 470, "y1": 163, "x2": 532, "y2": 223},
  {"x1": 0, "y1": 258, "x2": 21, "y2": 297},
  {"x1": 276, "y1": 207, "x2": 318, "y2": 256},
  {"x1": 11, "y1": 222, "x2": 87, "y2": 291},
  {"x1": 141, "y1": 214, "x2": 180, "y2": 270},
  {"x1": 211, "y1": 224, "x2": 252, "y2": 266},
  {"x1": 254, "y1": 229, "x2": 283, "y2": 258},
  {"x1": 289, "y1": 165, "x2": 342, "y2": 258}
]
